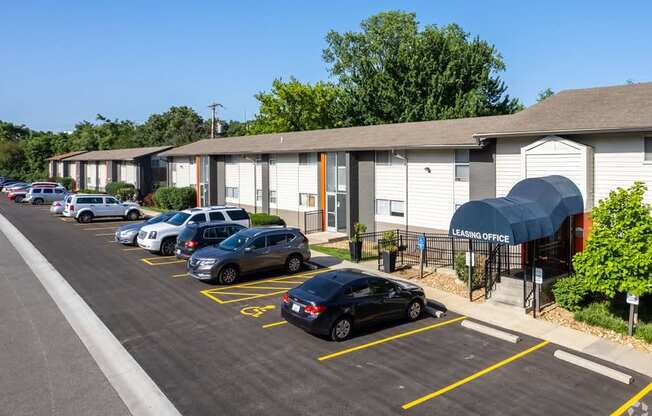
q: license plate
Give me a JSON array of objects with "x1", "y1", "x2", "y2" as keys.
[{"x1": 291, "y1": 303, "x2": 301, "y2": 313}]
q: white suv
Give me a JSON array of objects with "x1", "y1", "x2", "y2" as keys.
[
  {"x1": 137, "y1": 206, "x2": 250, "y2": 256},
  {"x1": 63, "y1": 194, "x2": 143, "y2": 223}
]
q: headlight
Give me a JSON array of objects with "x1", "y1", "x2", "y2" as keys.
[
  {"x1": 199, "y1": 259, "x2": 216, "y2": 266},
  {"x1": 148, "y1": 231, "x2": 157, "y2": 239},
  {"x1": 121, "y1": 230, "x2": 136, "y2": 237}
]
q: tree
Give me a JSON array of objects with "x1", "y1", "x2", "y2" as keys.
[
  {"x1": 137, "y1": 106, "x2": 208, "y2": 147},
  {"x1": 322, "y1": 11, "x2": 522, "y2": 126},
  {"x1": 537, "y1": 88, "x2": 554, "y2": 102},
  {"x1": 222, "y1": 120, "x2": 250, "y2": 137},
  {"x1": 573, "y1": 182, "x2": 652, "y2": 297},
  {"x1": 248, "y1": 77, "x2": 344, "y2": 134}
]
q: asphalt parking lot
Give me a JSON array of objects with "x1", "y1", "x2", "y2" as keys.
[{"x1": 1, "y1": 198, "x2": 651, "y2": 415}]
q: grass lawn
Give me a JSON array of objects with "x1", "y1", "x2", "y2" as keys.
[
  {"x1": 574, "y1": 298, "x2": 652, "y2": 344},
  {"x1": 310, "y1": 244, "x2": 351, "y2": 261}
]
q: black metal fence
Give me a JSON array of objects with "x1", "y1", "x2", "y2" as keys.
[
  {"x1": 303, "y1": 210, "x2": 324, "y2": 234},
  {"x1": 357, "y1": 229, "x2": 522, "y2": 274}
]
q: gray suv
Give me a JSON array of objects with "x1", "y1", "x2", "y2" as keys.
[
  {"x1": 24, "y1": 187, "x2": 66, "y2": 204},
  {"x1": 187, "y1": 227, "x2": 311, "y2": 284}
]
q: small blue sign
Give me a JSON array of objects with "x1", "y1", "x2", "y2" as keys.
[{"x1": 417, "y1": 234, "x2": 426, "y2": 251}]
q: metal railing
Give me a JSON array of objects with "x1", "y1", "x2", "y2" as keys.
[{"x1": 303, "y1": 210, "x2": 324, "y2": 234}]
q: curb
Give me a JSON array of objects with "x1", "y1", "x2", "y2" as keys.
[
  {"x1": 553, "y1": 350, "x2": 634, "y2": 384},
  {"x1": 461, "y1": 320, "x2": 522, "y2": 343},
  {"x1": 0, "y1": 213, "x2": 182, "y2": 416}
]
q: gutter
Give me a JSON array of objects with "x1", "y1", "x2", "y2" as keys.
[{"x1": 474, "y1": 126, "x2": 652, "y2": 139}]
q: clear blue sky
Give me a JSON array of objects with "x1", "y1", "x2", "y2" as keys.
[{"x1": 2, "y1": 0, "x2": 651, "y2": 132}]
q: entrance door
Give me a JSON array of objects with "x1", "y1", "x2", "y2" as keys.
[{"x1": 325, "y1": 152, "x2": 347, "y2": 232}]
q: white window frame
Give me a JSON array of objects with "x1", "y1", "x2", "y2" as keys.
[
  {"x1": 644, "y1": 136, "x2": 652, "y2": 163},
  {"x1": 375, "y1": 199, "x2": 404, "y2": 217},
  {"x1": 256, "y1": 189, "x2": 263, "y2": 203},
  {"x1": 226, "y1": 187, "x2": 239, "y2": 199},
  {"x1": 454, "y1": 150, "x2": 470, "y2": 182},
  {"x1": 270, "y1": 190, "x2": 277, "y2": 205},
  {"x1": 299, "y1": 193, "x2": 317, "y2": 208}
]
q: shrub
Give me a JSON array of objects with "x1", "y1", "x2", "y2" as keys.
[
  {"x1": 154, "y1": 186, "x2": 196, "y2": 210},
  {"x1": 78, "y1": 188, "x2": 102, "y2": 194},
  {"x1": 574, "y1": 302, "x2": 628, "y2": 334},
  {"x1": 453, "y1": 252, "x2": 485, "y2": 288},
  {"x1": 349, "y1": 222, "x2": 367, "y2": 243},
  {"x1": 379, "y1": 231, "x2": 398, "y2": 253},
  {"x1": 250, "y1": 213, "x2": 285, "y2": 226},
  {"x1": 552, "y1": 274, "x2": 589, "y2": 311},
  {"x1": 116, "y1": 187, "x2": 136, "y2": 202},
  {"x1": 105, "y1": 181, "x2": 135, "y2": 197},
  {"x1": 635, "y1": 322, "x2": 652, "y2": 344},
  {"x1": 142, "y1": 192, "x2": 155, "y2": 207}
]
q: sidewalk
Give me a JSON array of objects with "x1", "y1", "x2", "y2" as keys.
[
  {"x1": 0, "y1": 231, "x2": 130, "y2": 415},
  {"x1": 308, "y1": 250, "x2": 652, "y2": 378}
]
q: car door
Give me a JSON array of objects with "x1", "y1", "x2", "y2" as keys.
[
  {"x1": 41, "y1": 188, "x2": 54, "y2": 202},
  {"x1": 266, "y1": 232, "x2": 290, "y2": 268},
  {"x1": 54, "y1": 188, "x2": 64, "y2": 201},
  {"x1": 103, "y1": 197, "x2": 123, "y2": 216},
  {"x1": 240, "y1": 236, "x2": 270, "y2": 274},
  {"x1": 202, "y1": 226, "x2": 220, "y2": 248},
  {"x1": 187, "y1": 213, "x2": 207, "y2": 226},
  {"x1": 369, "y1": 277, "x2": 406, "y2": 320},
  {"x1": 344, "y1": 279, "x2": 378, "y2": 325}
]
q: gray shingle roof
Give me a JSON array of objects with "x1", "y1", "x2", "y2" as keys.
[
  {"x1": 46, "y1": 151, "x2": 87, "y2": 161},
  {"x1": 66, "y1": 146, "x2": 173, "y2": 161}
]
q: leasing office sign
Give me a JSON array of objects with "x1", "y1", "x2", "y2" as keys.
[{"x1": 450, "y1": 228, "x2": 511, "y2": 244}]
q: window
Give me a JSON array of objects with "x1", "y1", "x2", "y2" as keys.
[
  {"x1": 209, "y1": 212, "x2": 225, "y2": 221},
  {"x1": 249, "y1": 237, "x2": 266, "y2": 250},
  {"x1": 203, "y1": 227, "x2": 218, "y2": 240},
  {"x1": 268, "y1": 233, "x2": 287, "y2": 247},
  {"x1": 226, "y1": 187, "x2": 239, "y2": 199},
  {"x1": 32, "y1": 189, "x2": 42, "y2": 194},
  {"x1": 369, "y1": 277, "x2": 395, "y2": 295},
  {"x1": 105, "y1": 197, "x2": 118, "y2": 204},
  {"x1": 214, "y1": 226, "x2": 231, "y2": 238},
  {"x1": 43, "y1": 189, "x2": 53, "y2": 194},
  {"x1": 299, "y1": 193, "x2": 317, "y2": 208},
  {"x1": 375, "y1": 151, "x2": 404, "y2": 166},
  {"x1": 55, "y1": 189, "x2": 63, "y2": 194},
  {"x1": 345, "y1": 280, "x2": 371, "y2": 298},
  {"x1": 226, "y1": 209, "x2": 249, "y2": 221},
  {"x1": 224, "y1": 155, "x2": 235, "y2": 164},
  {"x1": 299, "y1": 153, "x2": 317, "y2": 165},
  {"x1": 189, "y1": 213, "x2": 206, "y2": 223},
  {"x1": 270, "y1": 190, "x2": 277, "y2": 205},
  {"x1": 454, "y1": 150, "x2": 470, "y2": 182},
  {"x1": 256, "y1": 189, "x2": 263, "y2": 203},
  {"x1": 269, "y1": 157, "x2": 276, "y2": 166},
  {"x1": 645, "y1": 137, "x2": 652, "y2": 162},
  {"x1": 375, "y1": 199, "x2": 404, "y2": 217}
]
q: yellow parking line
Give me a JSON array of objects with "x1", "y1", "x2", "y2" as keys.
[
  {"x1": 95, "y1": 233, "x2": 115, "y2": 236},
  {"x1": 60, "y1": 218, "x2": 74, "y2": 222},
  {"x1": 122, "y1": 247, "x2": 142, "y2": 251},
  {"x1": 262, "y1": 320, "x2": 288, "y2": 329},
  {"x1": 231, "y1": 285, "x2": 296, "y2": 290},
  {"x1": 172, "y1": 273, "x2": 188, "y2": 278},
  {"x1": 140, "y1": 258, "x2": 185, "y2": 266},
  {"x1": 401, "y1": 340, "x2": 550, "y2": 410},
  {"x1": 610, "y1": 382, "x2": 652, "y2": 416},
  {"x1": 211, "y1": 290, "x2": 284, "y2": 297},
  {"x1": 200, "y1": 290, "x2": 226, "y2": 304},
  {"x1": 318, "y1": 316, "x2": 466, "y2": 362},
  {"x1": 82, "y1": 226, "x2": 117, "y2": 231},
  {"x1": 217, "y1": 291, "x2": 289, "y2": 304}
]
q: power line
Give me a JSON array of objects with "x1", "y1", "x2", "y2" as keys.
[{"x1": 208, "y1": 102, "x2": 224, "y2": 139}]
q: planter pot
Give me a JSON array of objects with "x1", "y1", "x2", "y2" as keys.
[
  {"x1": 381, "y1": 251, "x2": 397, "y2": 273},
  {"x1": 349, "y1": 241, "x2": 363, "y2": 262}
]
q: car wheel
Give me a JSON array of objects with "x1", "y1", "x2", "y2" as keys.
[
  {"x1": 126, "y1": 210, "x2": 140, "y2": 221},
  {"x1": 330, "y1": 316, "x2": 353, "y2": 342},
  {"x1": 132, "y1": 235, "x2": 138, "y2": 246},
  {"x1": 79, "y1": 212, "x2": 93, "y2": 223},
  {"x1": 14, "y1": 196, "x2": 23, "y2": 203},
  {"x1": 33, "y1": 198, "x2": 44, "y2": 205},
  {"x1": 286, "y1": 254, "x2": 303, "y2": 274},
  {"x1": 160, "y1": 238, "x2": 176, "y2": 256},
  {"x1": 218, "y1": 265, "x2": 239, "y2": 285},
  {"x1": 406, "y1": 300, "x2": 422, "y2": 321}
]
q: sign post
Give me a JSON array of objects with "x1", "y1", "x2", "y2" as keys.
[
  {"x1": 417, "y1": 234, "x2": 426, "y2": 279},
  {"x1": 466, "y1": 241, "x2": 474, "y2": 302},
  {"x1": 626, "y1": 293, "x2": 639, "y2": 336},
  {"x1": 534, "y1": 267, "x2": 543, "y2": 316}
]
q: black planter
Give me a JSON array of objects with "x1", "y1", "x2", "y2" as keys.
[
  {"x1": 381, "y1": 251, "x2": 397, "y2": 273},
  {"x1": 349, "y1": 241, "x2": 363, "y2": 262}
]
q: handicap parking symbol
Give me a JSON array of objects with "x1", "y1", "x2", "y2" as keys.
[{"x1": 240, "y1": 305, "x2": 276, "y2": 318}]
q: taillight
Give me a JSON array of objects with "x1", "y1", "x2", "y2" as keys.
[
  {"x1": 282, "y1": 293, "x2": 290, "y2": 304},
  {"x1": 185, "y1": 240, "x2": 199, "y2": 249},
  {"x1": 69, "y1": 205, "x2": 74, "y2": 211},
  {"x1": 304, "y1": 305, "x2": 327, "y2": 316}
]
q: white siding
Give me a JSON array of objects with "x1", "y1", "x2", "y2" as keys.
[
  {"x1": 170, "y1": 157, "x2": 196, "y2": 188},
  {"x1": 68, "y1": 163, "x2": 77, "y2": 183},
  {"x1": 407, "y1": 150, "x2": 457, "y2": 230},
  {"x1": 57, "y1": 162, "x2": 64, "y2": 177},
  {"x1": 120, "y1": 162, "x2": 137, "y2": 185},
  {"x1": 86, "y1": 162, "x2": 97, "y2": 188},
  {"x1": 298, "y1": 159, "x2": 318, "y2": 195},
  {"x1": 238, "y1": 158, "x2": 256, "y2": 207},
  {"x1": 98, "y1": 163, "x2": 108, "y2": 191},
  {"x1": 275, "y1": 154, "x2": 301, "y2": 211},
  {"x1": 495, "y1": 138, "x2": 530, "y2": 197}
]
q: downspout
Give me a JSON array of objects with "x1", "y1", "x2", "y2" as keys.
[{"x1": 393, "y1": 150, "x2": 408, "y2": 234}]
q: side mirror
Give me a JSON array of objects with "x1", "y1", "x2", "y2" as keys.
[
  {"x1": 244, "y1": 246, "x2": 253, "y2": 253},
  {"x1": 187, "y1": 221, "x2": 195, "y2": 225}
]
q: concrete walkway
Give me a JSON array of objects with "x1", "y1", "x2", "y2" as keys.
[
  {"x1": 308, "y1": 250, "x2": 652, "y2": 378},
  {"x1": 0, "y1": 231, "x2": 131, "y2": 416}
]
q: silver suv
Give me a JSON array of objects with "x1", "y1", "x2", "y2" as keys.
[
  {"x1": 63, "y1": 194, "x2": 143, "y2": 223},
  {"x1": 187, "y1": 227, "x2": 311, "y2": 284},
  {"x1": 24, "y1": 186, "x2": 66, "y2": 205}
]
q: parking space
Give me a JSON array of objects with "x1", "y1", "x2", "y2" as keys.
[{"x1": 1, "y1": 197, "x2": 650, "y2": 416}]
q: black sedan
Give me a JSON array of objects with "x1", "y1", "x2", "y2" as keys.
[{"x1": 281, "y1": 268, "x2": 426, "y2": 341}]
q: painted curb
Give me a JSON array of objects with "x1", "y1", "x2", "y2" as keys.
[
  {"x1": 553, "y1": 350, "x2": 634, "y2": 385},
  {"x1": 0, "y1": 213, "x2": 182, "y2": 416},
  {"x1": 461, "y1": 320, "x2": 522, "y2": 343}
]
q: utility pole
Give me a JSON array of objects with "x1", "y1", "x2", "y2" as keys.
[{"x1": 208, "y1": 102, "x2": 223, "y2": 139}]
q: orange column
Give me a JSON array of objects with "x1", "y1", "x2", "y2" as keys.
[
  {"x1": 195, "y1": 156, "x2": 201, "y2": 207},
  {"x1": 320, "y1": 153, "x2": 326, "y2": 230}
]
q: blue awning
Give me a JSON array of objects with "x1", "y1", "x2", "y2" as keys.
[{"x1": 449, "y1": 175, "x2": 583, "y2": 245}]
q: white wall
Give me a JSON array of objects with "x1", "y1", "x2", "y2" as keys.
[
  {"x1": 68, "y1": 163, "x2": 77, "y2": 183},
  {"x1": 98, "y1": 163, "x2": 108, "y2": 191},
  {"x1": 119, "y1": 162, "x2": 138, "y2": 186},
  {"x1": 86, "y1": 162, "x2": 97, "y2": 188},
  {"x1": 375, "y1": 155, "x2": 406, "y2": 226},
  {"x1": 57, "y1": 162, "x2": 64, "y2": 177},
  {"x1": 170, "y1": 157, "x2": 196, "y2": 188}
]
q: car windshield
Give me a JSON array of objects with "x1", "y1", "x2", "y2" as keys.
[
  {"x1": 299, "y1": 276, "x2": 342, "y2": 300},
  {"x1": 218, "y1": 233, "x2": 250, "y2": 251},
  {"x1": 166, "y1": 212, "x2": 191, "y2": 226},
  {"x1": 147, "y1": 213, "x2": 172, "y2": 225}
]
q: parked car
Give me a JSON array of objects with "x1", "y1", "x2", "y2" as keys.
[
  {"x1": 4, "y1": 182, "x2": 30, "y2": 192},
  {"x1": 137, "y1": 206, "x2": 250, "y2": 256},
  {"x1": 50, "y1": 193, "x2": 75, "y2": 214},
  {"x1": 0, "y1": 179, "x2": 20, "y2": 191},
  {"x1": 7, "y1": 186, "x2": 30, "y2": 202},
  {"x1": 114, "y1": 211, "x2": 177, "y2": 245},
  {"x1": 63, "y1": 194, "x2": 143, "y2": 223},
  {"x1": 281, "y1": 269, "x2": 426, "y2": 341},
  {"x1": 23, "y1": 186, "x2": 67, "y2": 205},
  {"x1": 175, "y1": 222, "x2": 246, "y2": 260},
  {"x1": 186, "y1": 226, "x2": 311, "y2": 284}
]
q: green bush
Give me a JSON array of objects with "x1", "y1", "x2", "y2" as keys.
[
  {"x1": 574, "y1": 302, "x2": 628, "y2": 334},
  {"x1": 105, "y1": 181, "x2": 135, "y2": 198},
  {"x1": 51, "y1": 176, "x2": 75, "y2": 190},
  {"x1": 78, "y1": 188, "x2": 102, "y2": 194},
  {"x1": 250, "y1": 213, "x2": 285, "y2": 226},
  {"x1": 154, "y1": 186, "x2": 196, "y2": 210},
  {"x1": 453, "y1": 252, "x2": 485, "y2": 288},
  {"x1": 552, "y1": 274, "x2": 589, "y2": 311},
  {"x1": 116, "y1": 187, "x2": 136, "y2": 202},
  {"x1": 635, "y1": 322, "x2": 652, "y2": 344},
  {"x1": 379, "y1": 231, "x2": 398, "y2": 253}
]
